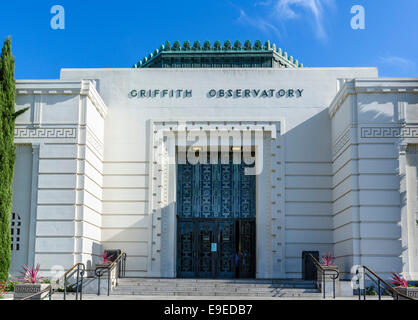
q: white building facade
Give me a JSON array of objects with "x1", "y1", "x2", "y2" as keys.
[{"x1": 9, "y1": 41, "x2": 418, "y2": 281}]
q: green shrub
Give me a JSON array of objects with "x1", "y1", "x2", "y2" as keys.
[
  {"x1": 0, "y1": 38, "x2": 16, "y2": 282},
  {"x1": 0, "y1": 38, "x2": 28, "y2": 282},
  {"x1": 366, "y1": 286, "x2": 377, "y2": 296},
  {"x1": 5, "y1": 280, "x2": 18, "y2": 292},
  {"x1": 56, "y1": 280, "x2": 76, "y2": 292}
]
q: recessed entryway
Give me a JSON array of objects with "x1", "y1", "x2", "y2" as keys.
[{"x1": 176, "y1": 152, "x2": 256, "y2": 279}]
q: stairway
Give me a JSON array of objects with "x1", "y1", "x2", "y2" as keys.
[{"x1": 113, "y1": 278, "x2": 322, "y2": 297}]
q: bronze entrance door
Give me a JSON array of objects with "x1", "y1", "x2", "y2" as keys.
[
  {"x1": 176, "y1": 154, "x2": 256, "y2": 279},
  {"x1": 177, "y1": 219, "x2": 255, "y2": 278}
]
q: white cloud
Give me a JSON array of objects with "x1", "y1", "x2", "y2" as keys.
[
  {"x1": 238, "y1": 9, "x2": 281, "y2": 38},
  {"x1": 239, "y1": 0, "x2": 335, "y2": 41},
  {"x1": 254, "y1": 0, "x2": 273, "y2": 7},
  {"x1": 377, "y1": 55, "x2": 418, "y2": 77},
  {"x1": 378, "y1": 55, "x2": 416, "y2": 72},
  {"x1": 273, "y1": 0, "x2": 334, "y2": 40}
]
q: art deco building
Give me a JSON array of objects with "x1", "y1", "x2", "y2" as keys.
[{"x1": 10, "y1": 40, "x2": 418, "y2": 282}]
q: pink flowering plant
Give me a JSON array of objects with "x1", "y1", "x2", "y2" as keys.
[
  {"x1": 390, "y1": 273, "x2": 408, "y2": 288},
  {"x1": 0, "y1": 281, "x2": 8, "y2": 297},
  {"x1": 19, "y1": 264, "x2": 42, "y2": 284},
  {"x1": 320, "y1": 252, "x2": 335, "y2": 267},
  {"x1": 101, "y1": 252, "x2": 114, "y2": 264}
]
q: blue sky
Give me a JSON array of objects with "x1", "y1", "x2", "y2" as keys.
[{"x1": 0, "y1": 0, "x2": 417, "y2": 79}]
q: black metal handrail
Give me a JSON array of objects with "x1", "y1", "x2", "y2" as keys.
[
  {"x1": 18, "y1": 263, "x2": 85, "y2": 301},
  {"x1": 58, "y1": 262, "x2": 85, "y2": 300},
  {"x1": 356, "y1": 266, "x2": 415, "y2": 300},
  {"x1": 308, "y1": 253, "x2": 339, "y2": 299},
  {"x1": 95, "y1": 252, "x2": 127, "y2": 296},
  {"x1": 19, "y1": 284, "x2": 53, "y2": 300}
]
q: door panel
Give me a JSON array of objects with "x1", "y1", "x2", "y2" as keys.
[
  {"x1": 177, "y1": 153, "x2": 256, "y2": 278},
  {"x1": 177, "y1": 219, "x2": 256, "y2": 278},
  {"x1": 238, "y1": 220, "x2": 256, "y2": 278},
  {"x1": 177, "y1": 221, "x2": 195, "y2": 278},
  {"x1": 196, "y1": 220, "x2": 215, "y2": 278},
  {"x1": 177, "y1": 154, "x2": 256, "y2": 219},
  {"x1": 217, "y1": 220, "x2": 236, "y2": 278}
]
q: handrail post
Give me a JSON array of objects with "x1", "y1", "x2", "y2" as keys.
[
  {"x1": 118, "y1": 260, "x2": 122, "y2": 278},
  {"x1": 64, "y1": 274, "x2": 67, "y2": 300},
  {"x1": 80, "y1": 268, "x2": 84, "y2": 301},
  {"x1": 76, "y1": 265, "x2": 80, "y2": 301},
  {"x1": 94, "y1": 253, "x2": 126, "y2": 298},
  {"x1": 378, "y1": 279, "x2": 381, "y2": 300},
  {"x1": 108, "y1": 268, "x2": 111, "y2": 296},
  {"x1": 49, "y1": 286, "x2": 52, "y2": 300},
  {"x1": 307, "y1": 254, "x2": 339, "y2": 299},
  {"x1": 363, "y1": 268, "x2": 366, "y2": 300}
]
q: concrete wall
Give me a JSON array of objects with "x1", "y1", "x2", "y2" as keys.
[
  {"x1": 331, "y1": 96, "x2": 355, "y2": 279},
  {"x1": 406, "y1": 145, "x2": 418, "y2": 279},
  {"x1": 14, "y1": 80, "x2": 107, "y2": 277},
  {"x1": 329, "y1": 79, "x2": 418, "y2": 280}
]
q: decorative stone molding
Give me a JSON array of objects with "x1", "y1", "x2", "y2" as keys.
[
  {"x1": 16, "y1": 80, "x2": 108, "y2": 119},
  {"x1": 86, "y1": 128, "x2": 104, "y2": 158},
  {"x1": 150, "y1": 119, "x2": 279, "y2": 278},
  {"x1": 399, "y1": 142, "x2": 409, "y2": 155},
  {"x1": 333, "y1": 128, "x2": 351, "y2": 156},
  {"x1": 329, "y1": 79, "x2": 418, "y2": 119},
  {"x1": 13, "y1": 283, "x2": 51, "y2": 300},
  {"x1": 14, "y1": 127, "x2": 77, "y2": 139},
  {"x1": 80, "y1": 80, "x2": 108, "y2": 118},
  {"x1": 360, "y1": 126, "x2": 418, "y2": 139},
  {"x1": 152, "y1": 121, "x2": 277, "y2": 140},
  {"x1": 158, "y1": 144, "x2": 170, "y2": 276},
  {"x1": 33, "y1": 94, "x2": 43, "y2": 127}
]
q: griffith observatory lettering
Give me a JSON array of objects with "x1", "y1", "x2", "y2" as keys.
[
  {"x1": 129, "y1": 88, "x2": 304, "y2": 98},
  {"x1": 208, "y1": 88, "x2": 303, "y2": 98},
  {"x1": 130, "y1": 89, "x2": 192, "y2": 98}
]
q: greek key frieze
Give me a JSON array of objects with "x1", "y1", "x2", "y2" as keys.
[
  {"x1": 14, "y1": 127, "x2": 77, "y2": 139},
  {"x1": 360, "y1": 126, "x2": 418, "y2": 139}
]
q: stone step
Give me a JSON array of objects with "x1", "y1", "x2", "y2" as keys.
[
  {"x1": 84, "y1": 278, "x2": 352, "y2": 298},
  {"x1": 117, "y1": 278, "x2": 314, "y2": 284},
  {"x1": 110, "y1": 290, "x2": 322, "y2": 297},
  {"x1": 117, "y1": 279, "x2": 315, "y2": 287},
  {"x1": 116, "y1": 283, "x2": 316, "y2": 288},
  {"x1": 116, "y1": 284, "x2": 316, "y2": 290},
  {"x1": 112, "y1": 278, "x2": 320, "y2": 297},
  {"x1": 114, "y1": 286, "x2": 318, "y2": 293}
]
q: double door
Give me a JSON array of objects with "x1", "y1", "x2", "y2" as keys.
[{"x1": 177, "y1": 218, "x2": 255, "y2": 278}]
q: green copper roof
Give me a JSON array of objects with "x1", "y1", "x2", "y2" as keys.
[{"x1": 133, "y1": 40, "x2": 303, "y2": 69}]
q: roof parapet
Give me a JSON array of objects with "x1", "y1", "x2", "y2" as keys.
[{"x1": 133, "y1": 40, "x2": 303, "y2": 69}]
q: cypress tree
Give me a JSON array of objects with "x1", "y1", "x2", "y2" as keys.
[{"x1": 0, "y1": 37, "x2": 27, "y2": 282}]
